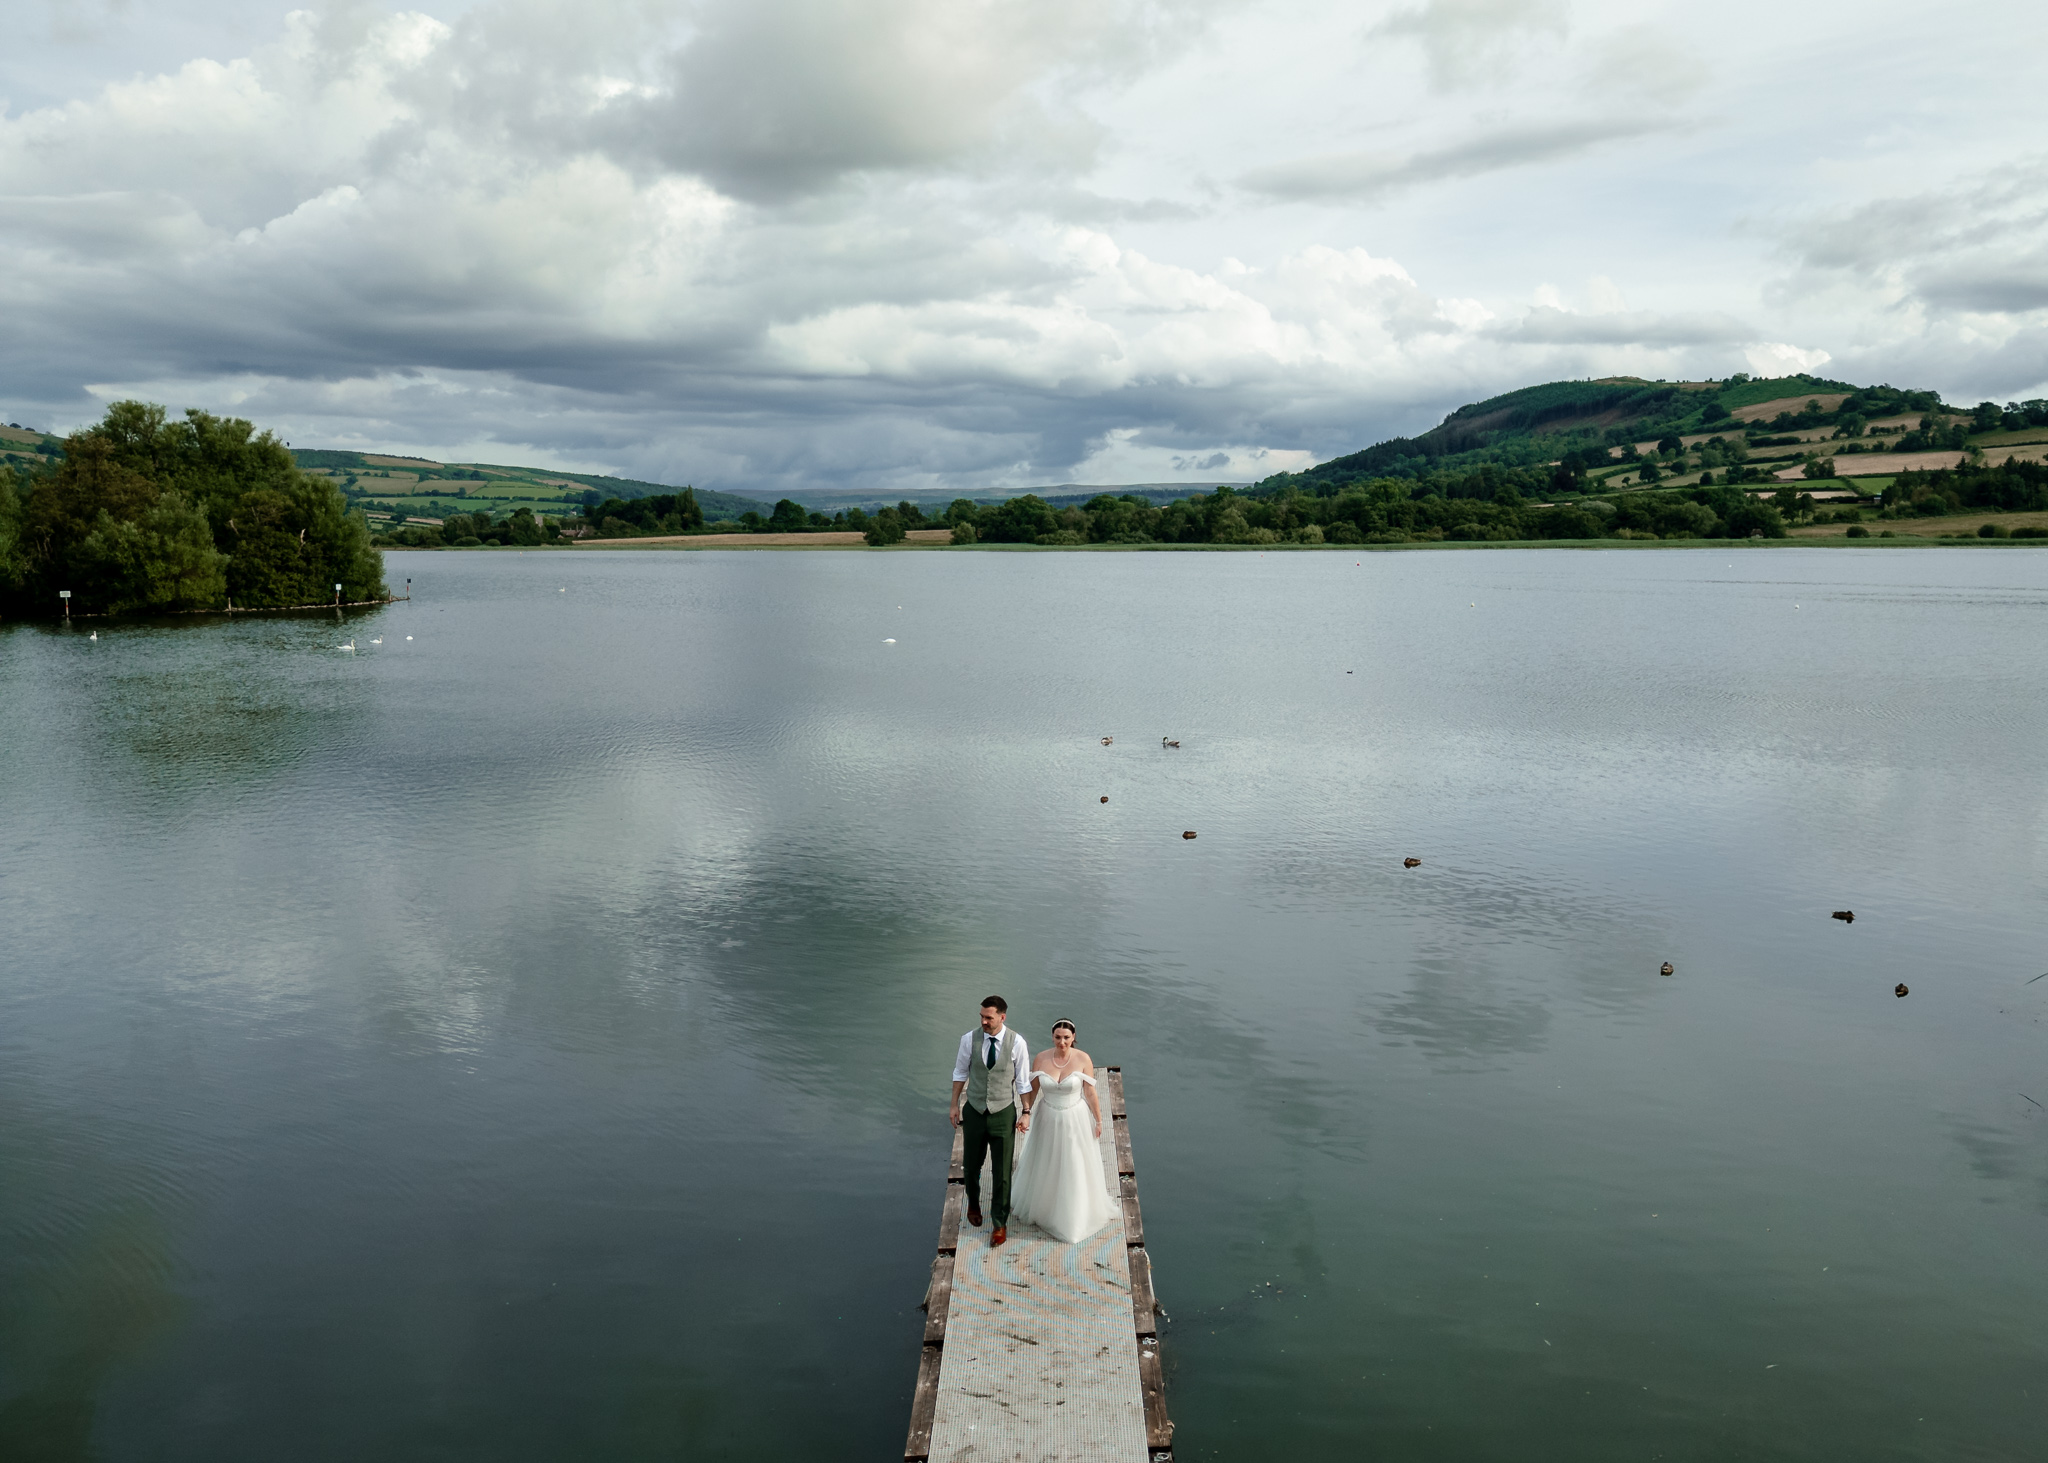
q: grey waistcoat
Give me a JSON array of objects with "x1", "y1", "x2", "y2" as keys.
[{"x1": 965, "y1": 1028, "x2": 1023, "y2": 1115}]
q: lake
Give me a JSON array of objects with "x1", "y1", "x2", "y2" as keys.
[{"x1": 3, "y1": 546, "x2": 2045, "y2": 1461}]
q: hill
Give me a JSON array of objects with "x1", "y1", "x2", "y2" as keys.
[
  {"x1": 288, "y1": 449, "x2": 771, "y2": 522},
  {"x1": 1267, "y1": 373, "x2": 1961, "y2": 493}
]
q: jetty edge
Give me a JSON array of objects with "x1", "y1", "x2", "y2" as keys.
[{"x1": 905, "y1": 1064, "x2": 1173, "y2": 1462}]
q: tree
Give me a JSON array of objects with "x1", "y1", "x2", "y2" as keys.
[
  {"x1": 768, "y1": 498, "x2": 808, "y2": 532},
  {"x1": 0, "y1": 467, "x2": 30, "y2": 602},
  {"x1": 16, "y1": 433, "x2": 226, "y2": 614},
  {"x1": 977, "y1": 494, "x2": 1057, "y2": 543},
  {"x1": 863, "y1": 507, "x2": 907, "y2": 546}
]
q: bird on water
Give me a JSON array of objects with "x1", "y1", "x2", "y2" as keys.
[{"x1": 1161, "y1": 737, "x2": 1180, "y2": 748}]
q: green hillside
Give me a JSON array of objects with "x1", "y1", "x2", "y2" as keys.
[
  {"x1": 1272, "y1": 373, "x2": 1960, "y2": 492},
  {"x1": 288, "y1": 449, "x2": 771, "y2": 523}
]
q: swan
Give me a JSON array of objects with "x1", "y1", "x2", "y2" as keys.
[
  {"x1": 89, "y1": 630, "x2": 98, "y2": 641},
  {"x1": 370, "y1": 637, "x2": 382, "y2": 645},
  {"x1": 339, "y1": 640, "x2": 356, "y2": 652}
]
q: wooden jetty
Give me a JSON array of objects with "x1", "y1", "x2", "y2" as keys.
[{"x1": 907, "y1": 1066, "x2": 1172, "y2": 1463}]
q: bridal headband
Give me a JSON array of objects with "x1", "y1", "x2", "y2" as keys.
[{"x1": 1051, "y1": 1019, "x2": 1077, "y2": 1036}]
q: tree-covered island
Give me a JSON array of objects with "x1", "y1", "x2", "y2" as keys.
[{"x1": 0, "y1": 403, "x2": 384, "y2": 619}]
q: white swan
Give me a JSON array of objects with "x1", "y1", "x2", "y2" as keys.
[
  {"x1": 370, "y1": 637, "x2": 382, "y2": 644},
  {"x1": 89, "y1": 631, "x2": 98, "y2": 640},
  {"x1": 339, "y1": 640, "x2": 356, "y2": 652}
]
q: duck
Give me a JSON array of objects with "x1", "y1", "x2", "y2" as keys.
[
  {"x1": 1161, "y1": 737, "x2": 1180, "y2": 748},
  {"x1": 1660, "y1": 962, "x2": 1674, "y2": 976},
  {"x1": 1181, "y1": 830, "x2": 1197, "y2": 840},
  {"x1": 1895, "y1": 983, "x2": 1909, "y2": 998},
  {"x1": 1831, "y1": 910, "x2": 1855, "y2": 923},
  {"x1": 1403, "y1": 857, "x2": 1421, "y2": 868},
  {"x1": 1100, "y1": 796, "x2": 1109, "y2": 803},
  {"x1": 1101, "y1": 736, "x2": 1113, "y2": 745}
]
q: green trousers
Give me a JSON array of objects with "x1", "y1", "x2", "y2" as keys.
[{"x1": 961, "y1": 1102, "x2": 1018, "y2": 1226}]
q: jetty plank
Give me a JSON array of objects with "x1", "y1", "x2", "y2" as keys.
[
  {"x1": 904, "y1": 1345, "x2": 944, "y2": 1460},
  {"x1": 1138, "y1": 1341, "x2": 1173, "y2": 1452},
  {"x1": 1113, "y1": 1115, "x2": 1135, "y2": 1176},
  {"x1": 937, "y1": 1184, "x2": 963, "y2": 1254},
  {"x1": 1120, "y1": 1174, "x2": 1145, "y2": 1248},
  {"x1": 948, "y1": 1126, "x2": 964, "y2": 1183},
  {"x1": 923, "y1": 1254, "x2": 956, "y2": 1346},
  {"x1": 1127, "y1": 1245, "x2": 1159, "y2": 1337}
]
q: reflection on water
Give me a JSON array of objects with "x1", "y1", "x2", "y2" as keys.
[
  {"x1": 4, "y1": 548, "x2": 2048, "y2": 1461},
  {"x1": 0, "y1": 1091, "x2": 187, "y2": 1462}
]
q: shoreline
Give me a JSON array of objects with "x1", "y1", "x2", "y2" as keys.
[{"x1": 380, "y1": 534, "x2": 2048, "y2": 554}]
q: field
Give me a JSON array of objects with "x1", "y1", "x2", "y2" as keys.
[
  {"x1": 1731, "y1": 393, "x2": 1850, "y2": 422},
  {"x1": 1791, "y1": 508, "x2": 2048, "y2": 539},
  {"x1": 569, "y1": 529, "x2": 955, "y2": 549},
  {"x1": 1773, "y1": 451, "x2": 1968, "y2": 480}
]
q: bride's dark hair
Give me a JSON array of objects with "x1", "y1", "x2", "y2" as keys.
[{"x1": 1050, "y1": 1019, "x2": 1077, "y2": 1036}]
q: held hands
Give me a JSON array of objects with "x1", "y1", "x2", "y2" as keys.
[{"x1": 1017, "y1": 1109, "x2": 1030, "y2": 1133}]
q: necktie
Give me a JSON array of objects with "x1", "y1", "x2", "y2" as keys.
[{"x1": 985, "y1": 1035, "x2": 997, "y2": 1069}]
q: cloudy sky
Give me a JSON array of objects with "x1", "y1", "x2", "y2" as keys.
[{"x1": 4, "y1": 0, "x2": 2045, "y2": 497}]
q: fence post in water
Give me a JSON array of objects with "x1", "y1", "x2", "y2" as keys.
[
  {"x1": 59, "y1": 589, "x2": 70, "y2": 620},
  {"x1": 334, "y1": 582, "x2": 342, "y2": 607}
]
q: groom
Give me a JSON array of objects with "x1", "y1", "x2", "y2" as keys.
[{"x1": 949, "y1": 995, "x2": 1034, "y2": 1247}]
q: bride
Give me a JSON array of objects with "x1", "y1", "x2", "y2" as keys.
[{"x1": 1009, "y1": 1020, "x2": 1118, "y2": 1243}]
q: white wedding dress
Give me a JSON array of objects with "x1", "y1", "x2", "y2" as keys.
[{"x1": 1009, "y1": 1070, "x2": 1118, "y2": 1242}]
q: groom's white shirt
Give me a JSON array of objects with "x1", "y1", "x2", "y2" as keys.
[{"x1": 952, "y1": 1027, "x2": 1034, "y2": 1097}]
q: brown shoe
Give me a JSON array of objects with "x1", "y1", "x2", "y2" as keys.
[
  {"x1": 991, "y1": 1225, "x2": 1007, "y2": 1247},
  {"x1": 967, "y1": 1206, "x2": 983, "y2": 1227}
]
